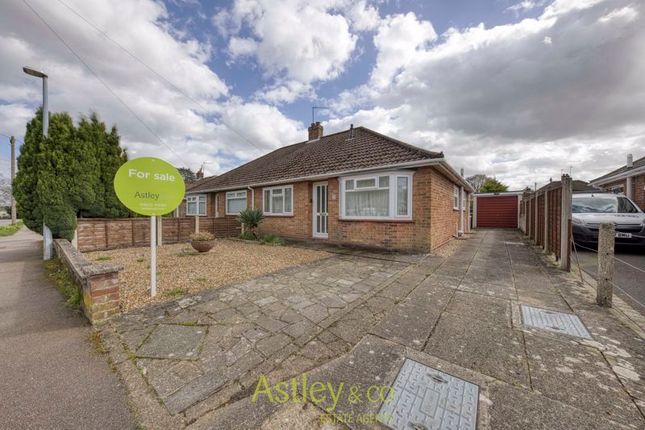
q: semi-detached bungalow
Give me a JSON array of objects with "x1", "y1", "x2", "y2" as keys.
[{"x1": 182, "y1": 123, "x2": 474, "y2": 252}]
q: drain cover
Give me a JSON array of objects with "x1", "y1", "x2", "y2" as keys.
[
  {"x1": 378, "y1": 359, "x2": 478, "y2": 430},
  {"x1": 521, "y1": 305, "x2": 591, "y2": 339}
]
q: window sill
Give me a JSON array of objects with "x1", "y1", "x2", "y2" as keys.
[
  {"x1": 263, "y1": 213, "x2": 295, "y2": 217},
  {"x1": 339, "y1": 217, "x2": 413, "y2": 223}
]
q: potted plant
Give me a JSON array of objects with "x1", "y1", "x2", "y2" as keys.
[
  {"x1": 189, "y1": 232, "x2": 215, "y2": 252},
  {"x1": 237, "y1": 208, "x2": 264, "y2": 240}
]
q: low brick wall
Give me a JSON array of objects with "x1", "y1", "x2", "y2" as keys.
[
  {"x1": 54, "y1": 239, "x2": 122, "y2": 324},
  {"x1": 76, "y1": 217, "x2": 240, "y2": 252}
]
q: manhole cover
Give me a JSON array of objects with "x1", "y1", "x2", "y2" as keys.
[
  {"x1": 378, "y1": 359, "x2": 478, "y2": 430},
  {"x1": 521, "y1": 305, "x2": 591, "y2": 339}
]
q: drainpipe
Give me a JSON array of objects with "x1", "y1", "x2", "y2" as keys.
[
  {"x1": 626, "y1": 154, "x2": 634, "y2": 199},
  {"x1": 247, "y1": 186, "x2": 255, "y2": 209}
]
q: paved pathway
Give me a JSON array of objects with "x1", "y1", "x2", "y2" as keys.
[
  {"x1": 105, "y1": 230, "x2": 645, "y2": 429},
  {"x1": 0, "y1": 228, "x2": 135, "y2": 429}
]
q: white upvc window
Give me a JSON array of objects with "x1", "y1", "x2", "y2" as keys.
[
  {"x1": 453, "y1": 185, "x2": 460, "y2": 210},
  {"x1": 186, "y1": 194, "x2": 207, "y2": 216},
  {"x1": 263, "y1": 185, "x2": 293, "y2": 215},
  {"x1": 340, "y1": 171, "x2": 413, "y2": 220},
  {"x1": 226, "y1": 190, "x2": 247, "y2": 215}
]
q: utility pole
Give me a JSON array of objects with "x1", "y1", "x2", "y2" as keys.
[{"x1": 10, "y1": 136, "x2": 17, "y2": 225}]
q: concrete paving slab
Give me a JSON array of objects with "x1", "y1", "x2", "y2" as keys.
[
  {"x1": 137, "y1": 324, "x2": 206, "y2": 359},
  {"x1": 424, "y1": 313, "x2": 529, "y2": 387},
  {"x1": 446, "y1": 290, "x2": 512, "y2": 328},
  {"x1": 524, "y1": 333, "x2": 643, "y2": 427}
]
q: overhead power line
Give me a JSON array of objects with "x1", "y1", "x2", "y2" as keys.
[
  {"x1": 22, "y1": 0, "x2": 194, "y2": 167},
  {"x1": 54, "y1": 0, "x2": 264, "y2": 153}
]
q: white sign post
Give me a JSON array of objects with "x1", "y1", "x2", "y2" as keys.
[
  {"x1": 150, "y1": 215, "x2": 157, "y2": 296},
  {"x1": 113, "y1": 158, "x2": 185, "y2": 298}
]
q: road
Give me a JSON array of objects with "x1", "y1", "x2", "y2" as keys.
[
  {"x1": 0, "y1": 227, "x2": 135, "y2": 429},
  {"x1": 574, "y1": 244, "x2": 645, "y2": 313}
]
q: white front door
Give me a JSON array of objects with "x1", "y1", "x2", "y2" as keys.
[{"x1": 313, "y1": 182, "x2": 328, "y2": 238}]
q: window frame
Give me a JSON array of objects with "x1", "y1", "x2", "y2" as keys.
[
  {"x1": 339, "y1": 171, "x2": 414, "y2": 221},
  {"x1": 225, "y1": 190, "x2": 247, "y2": 215},
  {"x1": 186, "y1": 194, "x2": 207, "y2": 216},
  {"x1": 262, "y1": 185, "x2": 294, "y2": 216}
]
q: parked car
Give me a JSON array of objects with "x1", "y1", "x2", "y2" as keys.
[{"x1": 572, "y1": 193, "x2": 645, "y2": 247}]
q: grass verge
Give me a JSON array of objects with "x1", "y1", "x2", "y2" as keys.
[
  {"x1": 0, "y1": 221, "x2": 23, "y2": 237},
  {"x1": 44, "y1": 259, "x2": 82, "y2": 309}
]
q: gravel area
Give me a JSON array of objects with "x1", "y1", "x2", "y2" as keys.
[{"x1": 84, "y1": 239, "x2": 331, "y2": 312}]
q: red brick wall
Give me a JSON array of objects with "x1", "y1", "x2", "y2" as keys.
[
  {"x1": 178, "y1": 166, "x2": 465, "y2": 252},
  {"x1": 429, "y1": 169, "x2": 460, "y2": 250},
  {"x1": 255, "y1": 182, "x2": 312, "y2": 240},
  {"x1": 600, "y1": 175, "x2": 645, "y2": 211}
]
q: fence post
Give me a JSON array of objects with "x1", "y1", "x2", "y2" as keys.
[
  {"x1": 596, "y1": 223, "x2": 614, "y2": 307},
  {"x1": 543, "y1": 189, "x2": 548, "y2": 252},
  {"x1": 559, "y1": 175, "x2": 572, "y2": 270}
]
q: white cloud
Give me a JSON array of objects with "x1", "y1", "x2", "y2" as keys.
[
  {"x1": 348, "y1": 0, "x2": 380, "y2": 31},
  {"x1": 219, "y1": 0, "x2": 358, "y2": 84},
  {"x1": 327, "y1": 0, "x2": 645, "y2": 188},
  {"x1": 0, "y1": 0, "x2": 305, "y2": 175},
  {"x1": 371, "y1": 13, "x2": 437, "y2": 88},
  {"x1": 228, "y1": 36, "x2": 257, "y2": 58}
]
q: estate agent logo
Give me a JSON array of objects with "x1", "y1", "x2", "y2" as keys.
[{"x1": 114, "y1": 157, "x2": 185, "y2": 216}]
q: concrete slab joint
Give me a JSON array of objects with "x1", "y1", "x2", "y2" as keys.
[{"x1": 53, "y1": 239, "x2": 122, "y2": 324}]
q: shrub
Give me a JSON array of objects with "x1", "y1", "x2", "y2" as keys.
[
  {"x1": 0, "y1": 221, "x2": 23, "y2": 237},
  {"x1": 261, "y1": 234, "x2": 285, "y2": 246},
  {"x1": 238, "y1": 208, "x2": 264, "y2": 238},
  {"x1": 239, "y1": 230, "x2": 256, "y2": 241},
  {"x1": 190, "y1": 232, "x2": 214, "y2": 241}
]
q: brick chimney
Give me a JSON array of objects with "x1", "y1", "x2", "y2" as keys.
[
  {"x1": 627, "y1": 153, "x2": 633, "y2": 168},
  {"x1": 308, "y1": 122, "x2": 323, "y2": 140}
]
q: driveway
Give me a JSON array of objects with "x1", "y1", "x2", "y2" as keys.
[
  {"x1": 574, "y1": 245, "x2": 645, "y2": 312},
  {"x1": 104, "y1": 229, "x2": 644, "y2": 429},
  {"x1": 0, "y1": 228, "x2": 135, "y2": 429}
]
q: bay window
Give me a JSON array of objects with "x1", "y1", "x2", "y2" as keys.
[
  {"x1": 226, "y1": 190, "x2": 247, "y2": 215},
  {"x1": 186, "y1": 194, "x2": 207, "y2": 216},
  {"x1": 263, "y1": 185, "x2": 293, "y2": 215},
  {"x1": 340, "y1": 172, "x2": 413, "y2": 220}
]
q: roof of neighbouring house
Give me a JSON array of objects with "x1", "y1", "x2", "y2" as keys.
[
  {"x1": 591, "y1": 155, "x2": 645, "y2": 184},
  {"x1": 188, "y1": 126, "x2": 444, "y2": 193}
]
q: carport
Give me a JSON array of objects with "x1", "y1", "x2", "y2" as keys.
[{"x1": 473, "y1": 192, "x2": 522, "y2": 228}]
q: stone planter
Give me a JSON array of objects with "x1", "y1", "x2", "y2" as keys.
[{"x1": 190, "y1": 240, "x2": 215, "y2": 253}]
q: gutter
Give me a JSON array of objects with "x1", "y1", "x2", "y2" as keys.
[
  {"x1": 188, "y1": 157, "x2": 474, "y2": 194},
  {"x1": 590, "y1": 165, "x2": 645, "y2": 186}
]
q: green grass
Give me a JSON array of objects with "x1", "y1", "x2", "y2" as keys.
[
  {"x1": 44, "y1": 259, "x2": 81, "y2": 310},
  {"x1": 261, "y1": 234, "x2": 285, "y2": 246},
  {"x1": 136, "y1": 257, "x2": 145, "y2": 263},
  {"x1": 94, "y1": 255, "x2": 112, "y2": 261},
  {"x1": 0, "y1": 221, "x2": 23, "y2": 237},
  {"x1": 162, "y1": 287, "x2": 185, "y2": 298}
]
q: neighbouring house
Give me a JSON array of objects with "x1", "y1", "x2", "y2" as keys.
[
  {"x1": 180, "y1": 123, "x2": 473, "y2": 252},
  {"x1": 590, "y1": 154, "x2": 645, "y2": 210}
]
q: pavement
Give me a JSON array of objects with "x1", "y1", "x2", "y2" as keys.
[
  {"x1": 574, "y1": 245, "x2": 645, "y2": 313},
  {"x1": 0, "y1": 227, "x2": 135, "y2": 429},
  {"x1": 103, "y1": 229, "x2": 645, "y2": 429}
]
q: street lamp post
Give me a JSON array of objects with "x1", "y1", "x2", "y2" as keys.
[
  {"x1": 23, "y1": 67, "x2": 48, "y2": 137},
  {"x1": 23, "y1": 66, "x2": 52, "y2": 259}
]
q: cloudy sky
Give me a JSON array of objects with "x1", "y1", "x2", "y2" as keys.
[{"x1": 0, "y1": 0, "x2": 643, "y2": 189}]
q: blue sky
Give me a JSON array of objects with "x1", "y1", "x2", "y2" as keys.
[{"x1": 0, "y1": 0, "x2": 643, "y2": 190}]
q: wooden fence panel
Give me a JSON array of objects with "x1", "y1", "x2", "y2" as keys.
[{"x1": 76, "y1": 217, "x2": 240, "y2": 252}]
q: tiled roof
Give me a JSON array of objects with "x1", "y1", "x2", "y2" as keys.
[
  {"x1": 591, "y1": 155, "x2": 645, "y2": 183},
  {"x1": 189, "y1": 126, "x2": 442, "y2": 193}
]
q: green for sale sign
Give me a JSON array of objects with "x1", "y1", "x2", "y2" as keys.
[{"x1": 114, "y1": 157, "x2": 185, "y2": 216}]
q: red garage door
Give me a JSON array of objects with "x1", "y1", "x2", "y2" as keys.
[{"x1": 476, "y1": 195, "x2": 518, "y2": 228}]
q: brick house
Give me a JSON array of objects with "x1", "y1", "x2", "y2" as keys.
[
  {"x1": 182, "y1": 123, "x2": 473, "y2": 252},
  {"x1": 590, "y1": 154, "x2": 645, "y2": 210}
]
